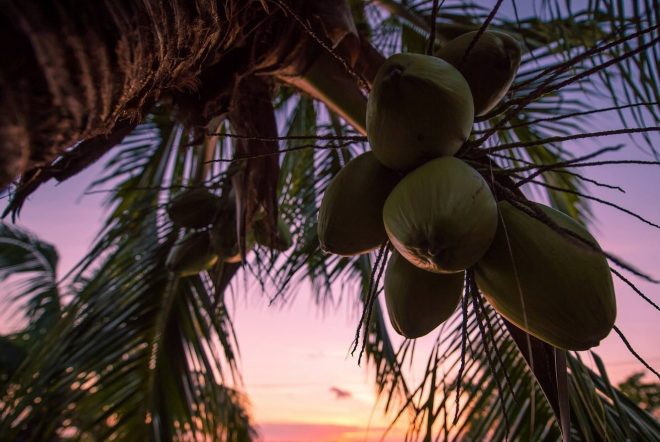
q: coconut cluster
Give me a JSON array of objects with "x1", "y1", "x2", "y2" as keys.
[
  {"x1": 318, "y1": 31, "x2": 616, "y2": 349},
  {"x1": 166, "y1": 188, "x2": 292, "y2": 276}
]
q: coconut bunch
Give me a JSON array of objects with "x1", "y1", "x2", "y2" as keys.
[
  {"x1": 165, "y1": 187, "x2": 292, "y2": 276},
  {"x1": 318, "y1": 31, "x2": 616, "y2": 350}
]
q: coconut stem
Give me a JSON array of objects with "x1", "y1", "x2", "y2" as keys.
[
  {"x1": 351, "y1": 243, "x2": 389, "y2": 359},
  {"x1": 468, "y1": 272, "x2": 510, "y2": 437},
  {"x1": 453, "y1": 284, "x2": 470, "y2": 424},
  {"x1": 474, "y1": 289, "x2": 517, "y2": 402},
  {"x1": 426, "y1": 0, "x2": 440, "y2": 56},
  {"x1": 456, "y1": 0, "x2": 505, "y2": 69},
  {"x1": 610, "y1": 268, "x2": 660, "y2": 313},
  {"x1": 358, "y1": 245, "x2": 390, "y2": 366},
  {"x1": 612, "y1": 326, "x2": 660, "y2": 380}
]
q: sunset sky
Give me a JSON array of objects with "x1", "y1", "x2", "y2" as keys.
[{"x1": 3, "y1": 122, "x2": 659, "y2": 441}]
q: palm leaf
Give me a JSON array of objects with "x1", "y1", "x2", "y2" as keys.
[
  {"x1": 0, "y1": 222, "x2": 60, "y2": 327},
  {"x1": 0, "y1": 223, "x2": 61, "y2": 386},
  {"x1": 0, "y1": 120, "x2": 254, "y2": 441}
]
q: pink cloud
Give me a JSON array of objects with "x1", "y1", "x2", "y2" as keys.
[{"x1": 329, "y1": 386, "x2": 352, "y2": 400}]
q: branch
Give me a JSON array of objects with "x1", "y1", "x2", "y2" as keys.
[{"x1": 482, "y1": 127, "x2": 660, "y2": 154}]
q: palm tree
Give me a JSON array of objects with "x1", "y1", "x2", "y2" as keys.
[{"x1": 1, "y1": 0, "x2": 659, "y2": 440}]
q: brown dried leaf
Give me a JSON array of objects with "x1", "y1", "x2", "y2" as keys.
[{"x1": 228, "y1": 75, "x2": 280, "y2": 259}]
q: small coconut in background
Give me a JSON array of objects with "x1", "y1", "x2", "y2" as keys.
[
  {"x1": 210, "y1": 218, "x2": 243, "y2": 263},
  {"x1": 167, "y1": 231, "x2": 218, "y2": 276},
  {"x1": 254, "y1": 216, "x2": 293, "y2": 252},
  {"x1": 167, "y1": 188, "x2": 223, "y2": 228}
]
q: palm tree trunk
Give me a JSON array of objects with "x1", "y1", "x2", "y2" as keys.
[
  {"x1": 0, "y1": 0, "x2": 224, "y2": 186},
  {"x1": 0, "y1": 0, "x2": 361, "y2": 190}
]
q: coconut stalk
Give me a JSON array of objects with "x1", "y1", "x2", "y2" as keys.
[
  {"x1": 373, "y1": 0, "x2": 480, "y2": 43},
  {"x1": 0, "y1": 0, "x2": 234, "y2": 189},
  {"x1": 278, "y1": 47, "x2": 369, "y2": 135}
]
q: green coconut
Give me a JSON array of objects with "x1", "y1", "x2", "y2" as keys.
[
  {"x1": 366, "y1": 53, "x2": 474, "y2": 171},
  {"x1": 318, "y1": 152, "x2": 401, "y2": 256},
  {"x1": 207, "y1": 189, "x2": 258, "y2": 263},
  {"x1": 385, "y1": 250, "x2": 464, "y2": 339},
  {"x1": 167, "y1": 188, "x2": 223, "y2": 228},
  {"x1": 210, "y1": 218, "x2": 240, "y2": 263},
  {"x1": 253, "y1": 216, "x2": 293, "y2": 251},
  {"x1": 436, "y1": 31, "x2": 521, "y2": 116},
  {"x1": 383, "y1": 157, "x2": 497, "y2": 273},
  {"x1": 210, "y1": 211, "x2": 255, "y2": 263},
  {"x1": 167, "y1": 231, "x2": 218, "y2": 276},
  {"x1": 475, "y1": 201, "x2": 616, "y2": 350}
]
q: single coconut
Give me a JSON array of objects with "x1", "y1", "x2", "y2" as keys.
[
  {"x1": 385, "y1": 250, "x2": 464, "y2": 339},
  {"x1": 210, "y1": 218, "x2": 241, "y2": 263},
  {"x1": 210, "y1": 210, "x2": 255, "y2": 263},
  {"x1": 167, "y1": 231, "x2": 218, "y2": 276},
  {"x1": 167, "y1": 188, "x2": 223, "y2": 228},
  {"x1": 436, "y1": 31, "x2": 521, "y2": 116},
  {"x1": 318, "y1": 152, "x2": 401, "y2": 256},
  {"x1": 383, "y1": 157, "x2": 497, "y2": 273},
  {"x1": 475, "y1": 201, "x2": 616, "y2": 350},
  {"x1": 366, "y1": 53, "x2": 474, "y2": 170},
  {"x1": 208, "y1": 189, "x2": 257, "y2": 263},
  {"x1": 254, "y1": 216, "x2": 293, "y2": 251}
]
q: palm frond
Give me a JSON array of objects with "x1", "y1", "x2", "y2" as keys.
[
  {"x1": 372, "y1": 295, "x2": 659, "y2": 441},
  {"x1": 0, "y1": 120, "x2": 255, "y2": 441},
  {"x1": 0, "y1": 223, "x2": 60, "y2": 385},
  {"x1": 0, "y1": 222, "x2": 60, "y2": 321}
]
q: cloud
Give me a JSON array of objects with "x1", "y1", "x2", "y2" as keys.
[
  {"x1": 305, "y1": 349, "x2": 324, "y2": 359},
  {"x1": 329, "y1": 386, "x2": 352, "y2": 399}
]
